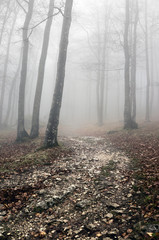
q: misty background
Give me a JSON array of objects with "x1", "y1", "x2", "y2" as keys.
[{"x1": 0, "y1": 0, "x2": 159, "y2": 134}]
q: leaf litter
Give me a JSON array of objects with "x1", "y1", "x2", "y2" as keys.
[{"x1": 0, "y1": 124, "x2": 158, "y2": 239}]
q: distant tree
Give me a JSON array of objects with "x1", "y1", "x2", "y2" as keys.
[
  {"x1": 30, "y1": 0, "x2": 55, "y2": 139},
  {"x1": 131, "y1": 0, "x2": 138, "y2": 123},
  {"x1": 124, "y1": 0, "x2": 138, "y2": 129},
  {"x1": 145, "y1": 0, "x2": 150, "y2": 121},
  {"x1": 0, "y1": 5, "x2": 18, "y2": 127},
  {"x1": 96, "y1": 20, "x2": 102, "y2": 126},
  {"x1": 44, "y1": 0, "x2": 74, "y2": 147},
  {"x1": 17, "y1": 0, "x2": 34, "y2": 141},
  {"x1": 4, "y1": 49, "x2": 22, "y2": 125},
  {"x1": 96, "y1": 8, "x2": 110, "y2": 126}
]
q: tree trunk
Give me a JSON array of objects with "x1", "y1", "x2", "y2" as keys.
[
  {"x1": 30, "y1": 0, "x2": 55, "y2": 138},
  {"x1": 4, "y1": 49, "x2": 22, "y2": 125},
  {"x1": 123, "y1": 0, "x2": 137, "y2": 129},
  {"x1": 17, "y1": 0, "x2": 34, "y2": 141},
  {"x1": 99, "y1": 16, "x2": 107, "y2": 126},
  {"x1": 131, "y1": 0, "x2": 138, "y2": 124},
  {"x1": 96, "y1": 21, "x2": 101, "y2": 126},
  {"x1": 150, "y1": 20, "x2": 154, "y2": 117},
  {"x1": 0, "y1": 9, "x2": 17, "y2": 127},
  {"x1": 124, "y1": 0, "x2": 131, "y2": 129},
  {"x1": 145, "y1": 0, "x2": 150, "y2": 122},
  {"x1": 44, "y1": 0, "x2": 73, "y2": 148}
]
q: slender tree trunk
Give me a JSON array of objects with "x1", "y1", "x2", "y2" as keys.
[
  {"x1": 96, "y1": 64, "x2": 100, "y2": 125},
  {"x1": 99, "y1": 17, "x2": 107, "y2": 126},
  {"x1": 145, "y1": 0, "x2": 150, "y2": 122},
  {"x1": 123, "y1": 0, "x2": 138, "y2": 129},
  {"x1": 104, "y1": 43, "x2": 109, "y2": 122},
  {"x1": 0, "y1": 9, "x2": 17, "y2": 127},
  {"x1": 30, "y1": 0, "x2": 55, "y2": 138},
  {"x1": 124, "y1": 0, "x2": 131, "y2": 129},
  {"x1": 131, "y1": 0, "x2": 138, "y2": 124},
  {"x1": 4, "y1": 49, "x2": 22, "y2": 125},
  {"x1": 17, "y1": 0, "x2": 34, "y2": 141},
  {"x1": 117, "y1": 75, "x2": 120, "y2": 121},
  {"x1": 87, "y1": 78, "x2": 92, "y2": 121},
  {"x1": 44, "y1": 0, "x2": 74, "y2": 147},
  {"x1": 96, "y1": 21, "x2": 101, "y2": 126},
  {"x1": 150, "y1": 24, "x2": 154, "y2": 117},
  {"x1": 10, "y1": 82, "x2": 18, "y2": 126}
]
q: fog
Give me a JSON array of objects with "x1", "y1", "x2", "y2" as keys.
[{"x1": 0, "y1": 0, "x2": 159, "y2": 136}]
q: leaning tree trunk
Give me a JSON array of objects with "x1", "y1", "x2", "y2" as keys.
[
  {"x1": 124, "y1": 0, "x2": 132, "y2": 129},
  {"x1": 30, "y1": 0, "x2": 55, "y2": 138},
  {"x1": 44, "y1": 0, "x2": 73, "y2": 148},
  {"x1": 145, "y1": 0, "x2": 150, "y2": 122},
  {"x1": 17, "y1": 0, "x2": 34, "y2": 141}
]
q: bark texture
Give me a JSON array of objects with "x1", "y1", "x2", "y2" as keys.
[
  {"x1": 124, "y1": 0, "x2": 137, "y2": 129},
  {"x1": 30, "y1": 0, "x2": 55, "y2": 139},
  {"x1": 44, "y1": 0, "x2": 73, "y2": 147},
  {"x1": 17, "y1": 0, "x2": 34, "y2": 141}
]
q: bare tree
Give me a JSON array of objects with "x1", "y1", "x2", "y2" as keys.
[
  {"x1": 145, "y1": 0, "x2": 150, "y2": 121},
  {"x1": 96, "y1": 20, "x2": 101, "y2": 126},
  {"x1": 44, "y1": 0, "x2": 74, "y2": 147},
  {"x1": 99, "y1": 22, "x2": 108, "y2": 125},
  {"x1": 0, "y1": 6, "x2": 17, "y2": 127},
  {"x1": 30, "y1": 0, "x2": 55, "y2": 139},
  {"x1": 124, "y1": 0, "x2": 138, "y2": 129},
  {"x1": 131, "y1": 0, "x2": 138, "y2": 123},
  {"x1": 124, "y1": 0, "x2": 131, "y2": 128},
  {"x1": 17, "y1": 0, "x2": 34, "y2": 141},
  {"x1": 4, "y1": 49, "x2": 22, "y2": 125}
]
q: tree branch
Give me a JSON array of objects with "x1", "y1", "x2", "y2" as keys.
[
  {"x1": 29, "y1": 10, "x2": 61, "y2": 31},
  {"x1": 16, "y1": 0, "x2": 27, "y2": 14},
  {"x1": 54, "y1": 6, "x2": 64, "y2": 17}
]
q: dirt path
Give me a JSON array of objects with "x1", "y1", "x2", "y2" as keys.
[{"x1": 0, "y1": 136, "x2": 146, "y2": 239}]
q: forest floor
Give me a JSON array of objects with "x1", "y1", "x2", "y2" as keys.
[{"x1": 0, "y1": 122, "x2": 159, "y2": 240}]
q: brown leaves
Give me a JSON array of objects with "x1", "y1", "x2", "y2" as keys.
[
  {"x1": 108, "y1": 124, "x2": 159, "y2": 224},
  {"x1": 0, "y1": 182, "x2": 45, "y2": 219}
]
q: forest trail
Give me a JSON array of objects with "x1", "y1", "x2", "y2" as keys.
[{"x1": 0, "y1": 133, "x2": 158, "y2": 239}]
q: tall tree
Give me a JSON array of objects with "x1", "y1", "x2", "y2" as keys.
[
  {"x1": 131, "y1": 0, "x2": 138, "y2": 123},
  {"x1": 30, "y1": 0, "x2": 55, "y2": 139},
  {"x1": 96, "y1": 20, "x2": 101, "y2": 126},
  {"x1": 124, "y1": 0, "x2": 131, "y2": 128},
  {"x1": 96, "y1": 9, "x2": 110, "y2": 126},
  {"x1": 17, "y1": 0, "x2": 34, "y2": 141},
  {"x1": 145, "y1": 0, "x2": 150, "y2": 121},
  {"x1": 4, "y1": 49, "x2": 22, "y2": 126},
  {"x1": 98, "y1": 15, "x2": 107, "y2": 126},
  {"x1": 124, "y1": 0, "x2": 137, "y2": 129},
  {"x1": 44, "y1": 0, "x2": 74, "y2": 147},
  {"x1": 0, "y1": 6, "x2": 17, "y2": 127}
]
